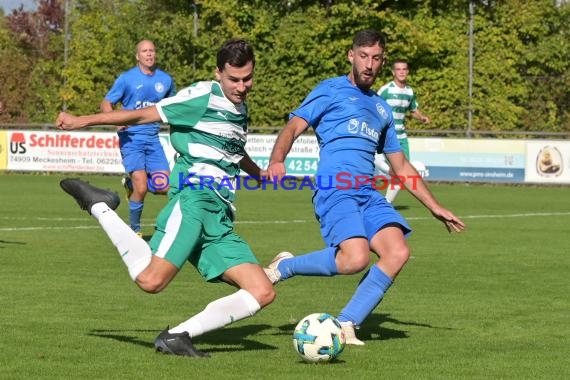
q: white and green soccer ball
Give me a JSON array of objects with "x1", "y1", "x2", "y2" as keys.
[{"x1": 292, "y1": 313, "x2": 346, "y2": 363}]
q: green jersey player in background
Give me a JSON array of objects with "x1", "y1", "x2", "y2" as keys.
[
  {"x1": 377, "y1": 59, "x2": 430, "y2": 203},
  {"x1": 55, "y1": 39, "x2": 275, "y2": 357}
]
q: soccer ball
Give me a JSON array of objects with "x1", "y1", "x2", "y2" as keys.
[{"x1": 292, "y1": 313, "x2": 346, "y2": 363}]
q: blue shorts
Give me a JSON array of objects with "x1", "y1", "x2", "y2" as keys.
[
  {"x1": 313, "y1": 186, "x2": 411, "y2": 247},
  {"x1": 118, "y1": 133, "x2": 170, "y2": 174}
]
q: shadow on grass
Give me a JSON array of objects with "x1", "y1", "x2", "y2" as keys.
[
  {"x1": 87, "y1": 313, "x2": 452, "y2": 354},
  {"x1": 0, "y1": 239, "x2": 26, "y2": 249},
  {"x1": 276, "y1": 312, "x2": 453, "y2": 344},
  {"x1": 358, "y1": 313, "x2": 454, "y2": 343},
  {"x1": 88, "y1": 324, "x2": 277, "y2": 354},
  {"x1": 88, "y1": 329, "x2": 156, "y2": 349}
]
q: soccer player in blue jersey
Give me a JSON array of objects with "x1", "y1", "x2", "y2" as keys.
[
  {"x1": 264, "y1": 29, "x2": 465, "y2": 345},
  {"x1": 101, "y1": 39, "x2": 176, "y2": 236},
  {"x1": 56, "y1": 39, "x2": 275, "y2": 357}
]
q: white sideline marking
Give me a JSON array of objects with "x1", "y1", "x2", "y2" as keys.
[
  {"x1": 1, "y1": 212, "x2": 569, "y2": 232},
  {"x1": 408, "y1": 211, "x2": 570, "y2": 220}
]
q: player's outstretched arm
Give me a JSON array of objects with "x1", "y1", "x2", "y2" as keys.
[
  {"x1": 430, "y1": 207, "x2": 465, "y2": 233},
  {"x1": 267, "y1": 116, "x2": 309, "y2": 180},
  {"x1": 55, "y1": 106, "x2": 161, "y2": 131},
  {"x1": 100, "y1": 99, "x2": 127, "y2": 130},
  {"x1": 100, "y1": 99, "x2": 114, "y2": 113},
  {"x1": 386, "y1": 151, "x2": 466, "y2": 233}
]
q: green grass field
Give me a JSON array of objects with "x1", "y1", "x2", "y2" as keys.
[{"x1": 1, "y1": 173, "x2": 569, "y2": 379}]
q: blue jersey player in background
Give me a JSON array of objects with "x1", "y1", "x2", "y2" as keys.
[
  {"x1": 101, "y1": 39, "x2": 176, "y2": 236},
  {"x1": 264, "y1": 29, "x2": 466, "y2": 345}
]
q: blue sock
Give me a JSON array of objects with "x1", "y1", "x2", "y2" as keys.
[
  {"x1": 278, "y1": 247, "x2": 338, "y2": 280},
  {"x1": 337, "y1": 265, "x2": 393, "y2": 326},
  {"x1": 128, "y1": 200, "x2": 143, "y2": 233}
]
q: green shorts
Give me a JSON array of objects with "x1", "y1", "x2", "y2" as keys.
[{"x1": 148, "y1": 188, "x2": 258, "y2": 281}]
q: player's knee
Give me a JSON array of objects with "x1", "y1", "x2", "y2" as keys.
[
  {"x1": 136, "y1": 275, "x2": 168, "y2": 294},
  {"x1": 350, "y1": 255, "x2": 371, "y2": 273},
  {"x1": 138, "y1": 282, "x2": 164, "y2": 294},
  {"x1": 337, "y1": 252, "x2": 370, "y2": 274},
  {"x1": 132, "y1": 186, "x2": 148, "y2": 198},
  {"x1": 249, "y1": 282, "x2": 276, "y2": 308},
  {"x1": 257, "y1": 284, "x2": 276, "y2": 308},
  {"x1": 389, "y1": 245, "x2": 410, "y2": 268},
  {"x1": 400, "y1": 245, "x2": 411, "y2": 263}
]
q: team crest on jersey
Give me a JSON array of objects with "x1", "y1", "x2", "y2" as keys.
[
  {"x1": 155, "y1": 82, "x2": 165, "y2": 93},
  {"x1": 347, "y1": 119, "x2": 359, "y2": 134},
  {"x1": 376, "y1": 103, "x2": 388, "y2": 119},
  {"x1": 223, "y1": 139, "x2": 245, "y2": 155}
]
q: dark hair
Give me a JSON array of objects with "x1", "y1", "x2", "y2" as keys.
[
  {"x1": 352, "y1": 29, "x2": 386, "y2": 49},
  {"x1": 216, "y1": 39, "x2": 255, "y2": 71},
  {"x1": 392, "y1": 58, "x2": 409, "y2": 69}
]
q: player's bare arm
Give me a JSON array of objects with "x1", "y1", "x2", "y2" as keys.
[
  {"x1": 239, "y1": 152, "x2": 266, "y2": 178},
  {"x1": 386, "y1": 151, "x2": 466, "y2": 233},
  {"x1": 100, "y1": 99, "x2": 127, "y2": 130},
  {"x1": 268, "y1": 116, "x2": 309, "y2": 180},
  {"x1": 56, "y1": 106, "x2": 161, "y2": 131},
  {"x1": 411, "y1": 109, "x2": 430, "y2": 124},
  {"x1": 100, "y1": 99, "x2": 114, "y2": 113}
]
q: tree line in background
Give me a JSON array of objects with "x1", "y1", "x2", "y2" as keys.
[{"x1": 1, "y1": 0, "x2": 569, "y2": 136}]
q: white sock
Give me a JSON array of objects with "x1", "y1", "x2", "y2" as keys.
[
  {"x1": 385, "y1": 187, "x2": 401, "y2": 203},
  {"x1": 91, "y1": 202, "x2": 151, "y2": 280},
  {"x1": 169, "y1": 289, "x2": 261, "y2": 337},
  {"x1": 374, "y1": 154, "x2": 390, "y2": 175}
]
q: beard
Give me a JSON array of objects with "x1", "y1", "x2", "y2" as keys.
[{"x1": 353, "y1": 67, "x2": 376, "y2": 90}]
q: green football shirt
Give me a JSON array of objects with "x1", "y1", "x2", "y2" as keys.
[
  {"x1": 378, "y1": 81, "x2": 418, "y2": 141},
  {"x1": 156, "y1": 81, "x2": 248, "y2": 202}
]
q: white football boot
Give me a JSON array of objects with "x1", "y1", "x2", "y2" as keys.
[{"x1": 264, "y1": 251, "x2": 294, "y2": 284}]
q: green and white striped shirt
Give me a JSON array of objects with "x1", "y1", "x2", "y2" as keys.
[
  {"x1": 156, "y1": 81, "x2": 248, "y2": 202},
  {"x1": 378, "y1": 81, "x2": 418, "y2": 140}
]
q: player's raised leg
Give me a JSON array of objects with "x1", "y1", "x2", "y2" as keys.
[
  {"x1": 60, "y1": 178, "x2": 152, "y2": 281},
  {"x1": 60, "y1": 178, "x2": 120, "y2": 213}
]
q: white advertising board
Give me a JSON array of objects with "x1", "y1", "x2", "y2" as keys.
[
  {"x1": 1, "y1": 130, "x2": 568, "y2": 185},
  {"x1": 5, "y1": 130, "x2": 124, "y2": 173},
  {"x1": 524, "y1": 141, "x2": 570, "y2": 184}
]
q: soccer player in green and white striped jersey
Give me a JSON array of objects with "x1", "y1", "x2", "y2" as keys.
[
  {"x1": 56, "y1": 39, "x2": 275, "y2": 357},
  {"x1": 377, "y1": 59, "x2": 430, "y2": 203}
]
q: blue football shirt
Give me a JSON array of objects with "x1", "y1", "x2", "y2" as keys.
[
  {"x1": 291, "y1": 75, "x2": 400, "y2": 187},
  {"x1": 105, "y1": 66, "x2": 176, "y2": 136}
]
